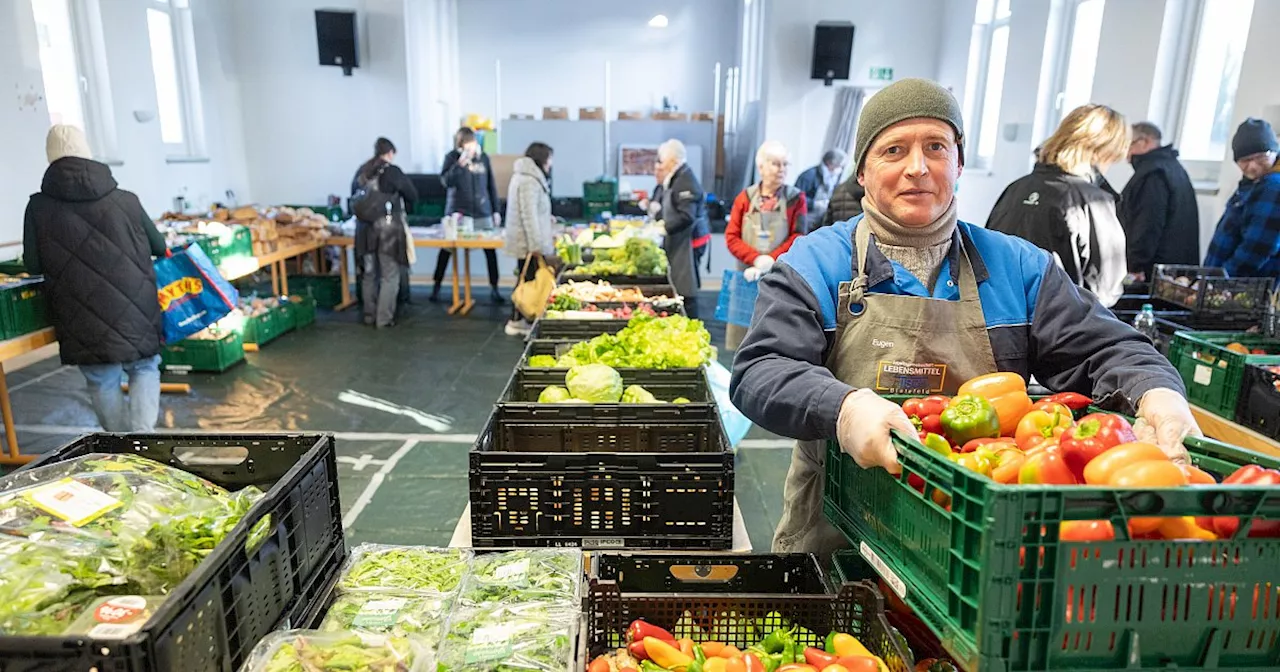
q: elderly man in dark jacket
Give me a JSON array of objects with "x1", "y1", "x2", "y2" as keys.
[
  {"x1": 656, "y1": 139, "x2": 708, "y2": 318},
  {"x1": 1119, "y1": 122, "x2": 1200, "y2": 280},
  {"x1": 817, "y1": 178, "x2": 866, "y2": 229},
  {"x1": 24, "y1": 125, "x2": 167, "y2": 432}
]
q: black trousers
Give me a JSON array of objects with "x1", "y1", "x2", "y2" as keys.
[{"x1": 434, "y1": 249, "x2": 500, "y2": 288}]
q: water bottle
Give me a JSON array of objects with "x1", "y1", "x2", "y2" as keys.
[{"x1": 1133, "y1": 303, "x2": 1159, "y2": 343}]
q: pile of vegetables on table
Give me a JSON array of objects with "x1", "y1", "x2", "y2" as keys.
[
  {"x1": 588, "y1": 613, "x2": 903, "y2": 672},
  {"x1": 0, "y1": 453, "x2": 266, "y2": 636},
  {"x1": 527, "y1": 315, "x2": 714, "y2": 370},
  {"x1": 563, "y1": 239, "x2": 669, "y2": 278},
  {"x1": 244, "y1": 546, "x2": 580, "y2": 672},
  {"x1": 897, "y1": 373, "x2": 1280, "y2": 541},
  {"x1": 534, "y1": 364, "x2": 692, "y2": 404},
  {"x1": 551, "y1": 281, "x2": 681, "y2": 306}
]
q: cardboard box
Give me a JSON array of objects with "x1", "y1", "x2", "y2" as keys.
[
  {"x1": 617, "y1": 111, "x2": 644, "y2": 120},
  {"x1": 579, "y1": 106, "x2": 604, "y2": 120},
  {"x1": 542, "y1": 106, "x2": 569, "y2": 120},
  {"x1": 692, "y1": 111, "x2": 715, "y2": 121},
  {"x1": 509, "y1": 113, "x2": 535, "y2": 120},
  {"x1": 652, "y1": 111, "x2": 689, "y2": 121}
]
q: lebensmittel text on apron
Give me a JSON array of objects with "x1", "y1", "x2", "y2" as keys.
[{"x1": 771, "y1": 217, "x2": 998, "y2": 555}]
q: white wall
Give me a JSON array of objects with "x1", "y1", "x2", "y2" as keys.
[
  {"x1": 0, "y1": 1, "x2": 54, "y2": 247},
  {"x1": 457, "y1": 0, "x2": 736, "y2": 122},
  {"x1": 229, "y1": 0, "x2": 410, "y2": 206},
  {"x1": 761, "y1": 0, "x2": 946, "y2": 173}
]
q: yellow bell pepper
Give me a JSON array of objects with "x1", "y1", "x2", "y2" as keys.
[
  {"x1": 830, "y1": 635, "x2": 886, "y2": 672},
  {"x1": 646, "y1": 637, "x2": 694, "y2": 670},
  {"x1": 1159, "y1": 516, "x2": 1217, "y2": 541},
  {"x1": 705, "y1": 658, "x2": 728, "y2": 672}
]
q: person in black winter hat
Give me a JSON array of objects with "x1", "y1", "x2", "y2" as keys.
[
  {"x1": 1203, "y1": 118, "x2": 1280, "y2": 278},
  {"x1": 24, "y1": 124, "x2": 168, "y2": 432}
]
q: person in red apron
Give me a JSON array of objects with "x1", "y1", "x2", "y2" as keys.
[
  {"x1": 724, "y1": 141, "x2": 807, "y2": 350},
  {"x1": 728, "y1": 79, "x2": 1201, "y2": 556}
]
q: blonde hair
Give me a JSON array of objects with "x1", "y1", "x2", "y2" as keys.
[{"x1": 1038, "y1": 104, "x2": 1130, "y2": 174}]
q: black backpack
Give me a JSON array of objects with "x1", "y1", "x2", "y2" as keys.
[{"x1": 352, "y1": 164, "x2": 395, "y2": 222}]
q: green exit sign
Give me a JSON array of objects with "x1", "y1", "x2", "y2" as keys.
[{"x1": 869, "y1": 67, "x2": 894, "y2": 81}]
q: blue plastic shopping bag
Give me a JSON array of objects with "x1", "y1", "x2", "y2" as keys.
[
  {"x1": 714, "y1": 269, "x2": 759, "y2": 328},
  {"x1": 154, "y1": 243, "x2": 239, "y2": 343},
  {"x1": 705, "y1": 360, "x2": 753, "y2": 448}
]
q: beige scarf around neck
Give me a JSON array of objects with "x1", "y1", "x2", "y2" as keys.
[{"x1": 859, "y1": 195, "x2": 957, "y2": 247}]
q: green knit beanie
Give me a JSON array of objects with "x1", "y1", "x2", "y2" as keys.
[{"x1": 854, "y1": 78, "x2": 965, "y2": 172}]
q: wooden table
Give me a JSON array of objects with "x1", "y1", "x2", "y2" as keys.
[
  {"x1": 328, "y1": 236, "x2": 503, "y2": 316},
  {"x1": 0, "y1": 327, "x2": 58, "y2": 464},
  {"x1": 1191, "y1": 404, "x2": 1280, "y2": 458}
]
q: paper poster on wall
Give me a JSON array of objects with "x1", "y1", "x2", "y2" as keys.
[{"x1": 620, "y1": 145, "x2": 659, "y2": 177}]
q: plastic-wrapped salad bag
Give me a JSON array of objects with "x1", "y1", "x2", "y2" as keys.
[
  {"x1": 319, "y1": 593, "x2": 452, "y2": 646},
  {"x1": 0, "y1": 453, "x2": 264, "y2": 635},
  {"x1": 459, "y1": 548, "x2": 581, "y2": 607},
  {"x1": 242, "y1": 630, "x2": 430, "y2": 672},
  {"x1": 337, "y1": 544, "x2": 472, "y2": 596},
  {"x1": 437, "y1": 602, "x2": 576, "y2": 672}
]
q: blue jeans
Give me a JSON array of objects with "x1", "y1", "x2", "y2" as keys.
[{"x1": 79, "y1": 355, "x2": 162, "y2": 432}]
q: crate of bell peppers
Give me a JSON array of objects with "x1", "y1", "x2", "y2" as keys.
[
  {"x1": 586, "y1": 553, "x2": 915, "y2": 672},
  {"x1": 824, "y1": 372, "x2": 1280, "y2": 672}
]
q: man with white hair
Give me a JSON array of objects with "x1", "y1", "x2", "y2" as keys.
[
  {"x1": 794, "y1": 149, "x2": 846, "y2": 231},
  {"x1": 656, "y1": 139, "x2": 708, "y2": 317},
  {"x1": 724, "y1": 140, "x2": 806, "y2": 348}
]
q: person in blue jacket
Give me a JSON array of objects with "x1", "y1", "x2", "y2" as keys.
[{"x1": 729, "y1": 79, "x2": 1201, "y2": 556}]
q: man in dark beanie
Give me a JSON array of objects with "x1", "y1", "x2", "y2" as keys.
[
  {"x1": 1204, "y1": 117, "x2": 1280, "y2": 279},
  {"x1": 730, "y1": 78, "x2": 1196, "y2": 556}
]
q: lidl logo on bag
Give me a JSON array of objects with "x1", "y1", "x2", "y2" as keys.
[{"x1": 157, "y1": 277, "x2": 205, "y2": 311}]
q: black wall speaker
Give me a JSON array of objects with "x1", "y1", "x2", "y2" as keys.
[
  {"x1": 811, "y1": 22, "x2": 855, "y2": 85},
  {"x1": 316, "y1": 10, "x2": 358, "y2": 76}
]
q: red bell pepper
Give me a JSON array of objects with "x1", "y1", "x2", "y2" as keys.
[
  {"x1": 1212, "y1": 465, "x2": 1280, "y2": 538},
  {"x1": 1019, "y1": 447, "x2": 1076, "y2": 485},
  {"x1": 1059, "y1": 413, "x2": 1136, "y2": 481},
  {"x1": 804, "y1": 649, "x2": 838, "y2": 669},
  {"x1": 628, "y1": 620, "x2": 675, "y2": 645},
  {"x1": 903, "y1": 395, "x2": 950, "y2": 419},
  {"x1": 920, "y1": 414, "x2": 944, "y2": 436},
  {"x1": 1043, "y1": 391, "x2": 1093, "y2": 412}
]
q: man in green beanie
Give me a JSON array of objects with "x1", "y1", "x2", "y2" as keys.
[{"x1": 729, "y1": 78, "x2": 1199, "y2": 555}]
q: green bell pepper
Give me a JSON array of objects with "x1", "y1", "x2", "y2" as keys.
[{"x1": 939, "y1": 395, "x2": 1001, "y2": 445}]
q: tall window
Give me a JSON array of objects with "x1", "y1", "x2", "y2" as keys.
[
  {"x1": 146, "y1": 0, "x2": 205, "y2": 158},
  {"x1": 1055, "y1": 0, "x2": 1106, "y2": 120},
  {"x1": 1175, "y1": 0, "x2": 1254, "y2": 162},
  {"x1": 964, "y1": 0, "x2": 1012, "y2": 165},
  {"x1": 31, "y1": 0, "x2": 86, "y2": 132}
]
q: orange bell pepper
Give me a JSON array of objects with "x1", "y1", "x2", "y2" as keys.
[
  {"x1": 958, "y1": 372, "x2": 1032, "y2": 436},
  {"x1": 1014, "y1": 409, "x2": 1074, "y2": 451}
]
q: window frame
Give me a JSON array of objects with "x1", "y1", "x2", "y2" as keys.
[
  {"x1": 964, "y1": 1, "x2": 1013, "y2": 169},
  {"x1": 32, "y1": 0, "x2": 121, "y2": 164},
  {"x1": 146, "y1": 0, "x2": 207, "y2": 161},
  {"x1": 1046, "y1": 0, "x2": 1107, "y2": 128},
  {"x1": 1165, "y1": 0, "x2": 1254, "y2": 182}
]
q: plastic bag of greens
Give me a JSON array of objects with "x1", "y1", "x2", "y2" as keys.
[
  {"x1": 338, "y1": 545, "x2": 472, "y2": 596},
  {"x1": 459, "y1": 549, "x2": 581, "y2": 608},
  {"x1": 0, "y1": 453, "x2": 266, "y2": 635},
  {"x1": 242, "y1": 630, "x2": 430, "y2": 672},
  {"x1": 437, "y1": 602, "x2": 576, "y2": 672},
  {"x1": 320, "y1": 593, "x2": 452, "y2": 646}
]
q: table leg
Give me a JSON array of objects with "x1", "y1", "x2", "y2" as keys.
[
  {"x1": 460, "y1": 250, "x2": 476, "y2": 315},
  {"x1": 335, "y1": 245, "x2": 356, "y2": 311},
  {"x1": 447, "y1": 247, "x2": 463, "y2": 315},
  {"x1": 270, "y1": 261, "x2": 281, "y2": 296},
  {"x1": 279, "y1": 260, "x2": 291, "y2": 296},
  {"x1": 0, "y1": 366, "x2": 31, "y2": 465}
]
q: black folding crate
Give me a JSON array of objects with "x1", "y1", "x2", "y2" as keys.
[
  {"x1": 1152, "y1": 264, "x2": 1272, "y2": 317},
  {"x1": 586, "y1": 553, "x2": 913, "y2": 671},
  {"x1": 0, "y1": 433, "x2": 344, "y2": 672},
  {"x1": 500, "y1": 367, "x2": 711, "y2": 405},
  {"x1": 469, "y1": 409, "x2": 734, "y2": 549},
  {"x1": 1236, "y1": 358, "x2": 1280, "y2": 441}
]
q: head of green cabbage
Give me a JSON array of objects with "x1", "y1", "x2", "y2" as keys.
[{"x1": 565, "y1": 364, "x2": 624, "y2": 402}]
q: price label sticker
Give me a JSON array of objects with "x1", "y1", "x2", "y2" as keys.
[
  {"x1": 353, "y1": 597, "x2": 407, "y2": 629},
  {"x1": 1194, "y1": 364, "x2": 1213, "y2": 386},
  {"x1": 466, "y1": 624, "x2": 514, "y2": 663},
  {"x1": 23, "y1": 478, "x2": 122, "y2": 526},
  {"x1": 861, "y1": 541, "x2": 907, "y2": 601},
  {"x1": 493, "y1": 558, "x2": 530, "y2": 583}
]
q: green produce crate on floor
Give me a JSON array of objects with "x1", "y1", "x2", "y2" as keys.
[
  {"x1": 273, "y1": 303, "x2": 295, "y2": 334},
  {"x1": 1167, "y1": 331, "x2": 1280, "y2": 418},
  {"x1": 824, "y1": 429, "x2": 1280, "y2": 672},
  {"x1": 241, "y1": 310, "x2": 284, "y2": 345},
  {"x1": 287, "y1": 274, "x2": 345, "y2": 309},
  {"x1": 161, "y1": 331, "x2": 244, "y2": 373},
  {"x1": 0, "y1": 260, "x2": 30, "y2": 276},
  {"x1": 286, "y1": 295, "x2": 317, "y2": 328},
  {"x1": 0, "y1": 278, "x2": 50, "y2": 340}
]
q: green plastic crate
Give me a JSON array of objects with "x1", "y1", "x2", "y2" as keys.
[
  {"x1": 823, "y1": 430, "x2": 1280, "y2": 672},
  {"x1": 0, "y1": 279, "x2": 50, "y2": 339},
  {"x1": 0, "y1": 260, "x2": 30, "y2": 276},
  {"x1": 584, "y1": 200, "x2": 616, "y2": 221},
  {"x1": 273, "y1": 303, "x2": 295, "y2": 334},
  {"x1": 286, "y1": 295, "x2": 317, "y2": 329},
  {"x1": 583, "y1": 180, "x2": 618, "y2": 203},
  {"x1": 287, "y1": 274, "x2": 345, "y2": 309},
  {"x1": 241, "y1": 310, "x2": 283, "y2": 345},
  {"x1": 161, "y1": 331, "x2": 244, "y2": 373},
  {"x1": 1168, "y1": 331, "x2": 1280, "y2": 418}
]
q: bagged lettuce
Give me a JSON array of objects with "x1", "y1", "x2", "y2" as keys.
[
  {"x1": 459, "y1": 549, "x2": 581, "y2": 607},
  {"x1": 242, "y1": 630, "x2": 429, "y2": 672},
  {"x1": 338, "y1": 545, "x2": 472, "y2": 596},
  {"x1": 320, "y1": 593, "x2": 451, "y2": 646}
]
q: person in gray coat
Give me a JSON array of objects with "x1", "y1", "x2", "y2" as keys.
[
  {"x1": 503, "y1": 143, "x2": 558, "y2": 336},
  {"x1": 655, "y1": 139, "x2": 706, "y2": 318}
]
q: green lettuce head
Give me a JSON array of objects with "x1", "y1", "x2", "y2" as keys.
[
  {"x1": 565, "y1": 364, "x2": 624, "y2": 402},
  {"x1": 621, "y1": 385, "x2": 659, "y2": 404},
  {"x1": 537, "y1": 386, "x2": 572, "y2": 403}
]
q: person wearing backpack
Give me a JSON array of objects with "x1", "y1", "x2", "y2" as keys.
[{"x1": 352, "y1": 137, "x2": 417, "y2": 327}]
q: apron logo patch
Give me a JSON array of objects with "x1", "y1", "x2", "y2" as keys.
[{"x1": 875, "y1": 361, "x2": 947, "y2": 395}]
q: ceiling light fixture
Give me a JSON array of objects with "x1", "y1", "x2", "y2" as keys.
[{"x1": 648, "y1": 14, "x2": 669, "y2": 28}]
